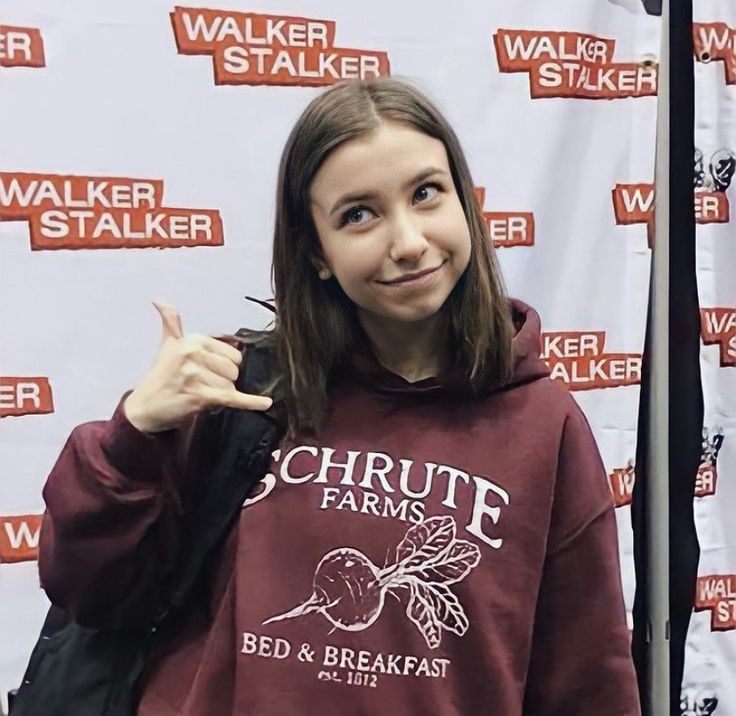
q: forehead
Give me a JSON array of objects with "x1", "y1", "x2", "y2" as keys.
[{"x1": 309, "y1": 121, "x2": 450, "y2": 203}]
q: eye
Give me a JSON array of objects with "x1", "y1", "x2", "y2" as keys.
[
  {"x1": 414, "y1": 182, "x2": 442, "y2": 203},
  {"x1": 338, "y1": 206, "x2": 374, "y2": 228}
]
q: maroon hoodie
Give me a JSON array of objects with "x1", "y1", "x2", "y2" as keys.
[{"x1": 38, "y1": 299, "x2": 641, "y2": 715}]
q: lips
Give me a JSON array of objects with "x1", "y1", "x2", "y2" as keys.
[{"x1": 379, "y1": 263, "x2": 443, "y2": 285}]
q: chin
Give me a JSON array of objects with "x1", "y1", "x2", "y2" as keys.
[{"x1": 366, "y1": 297, "x2": 450, "y2": 325}]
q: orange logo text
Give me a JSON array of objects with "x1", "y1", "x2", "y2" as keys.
[
  {"x1": 696, "y1": 574, "x2": 736, "y2": 631},
  {"x1": 612, "y1": 183, "x2": 729, "y2": 246},
  {"x1": 0, "y1": 377, "x2": 53, "y2": 417},
  {"x1": 542, "y1": 331, "x2": 642, "y2": 390},
  {"x1": 607, "y1": 455, "x2": 719, "y2": 505},
  {"x1": 0, "y1": 24, "x2": 45, "y2": 67},
  {"x1": 701, "y1": 308, "x2": 736, "y2": 367},
  {"x1": 0, "y1": 515, "x2": 42, "y2": 564},
  {"x1": 609, "y1": 461, "x2": 635, "y2": 507},
  {"x1": 0, "y1": 172, "x2": 224, "y2": 249},
  {"x1": 696, "y1": 463, "x2": 718, "y2": 498},
  {"x1": 171, "y1": 6, "x2": 390, "y2": 86},
  {"x1": 474, "y1": 187, "x2": 534, "y2": 248},
  {"x1": 694, "y1": 23, "x2": 736, "y2": 85},
  {"x1": 493, "y1": 29, "x2": 657, "y2": 99}
]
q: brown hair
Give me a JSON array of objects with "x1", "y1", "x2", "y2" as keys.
[{"x1": 251, "y1": 76, "x2": 513, "y2": 436}]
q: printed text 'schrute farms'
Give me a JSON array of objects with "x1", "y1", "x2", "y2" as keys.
[
  {"x1": 0, "y1": 24, "x2": 45, "y2": 67},
  {"x1": 696, "y1": 575, "x2": 736, "y2": 631},
  {"x1": 170, "y1": 7, "x2": 390, "y2": 86},
  {"x1": 694, "y1": 22, "x2": 736, "y2": 85},
  {"x1": 493, "y1": 29, "x2": 657, "y2": 99},
  {"x1": 474, "y1": 187, "x2": 534, "y2": 248},
  {"x1": 542, "y1": 331, "x2": 642, "y2": 390},
  {"x1": 0, "y1": 377, "x2": 53, "y2": 417},
  {"x1": 0, "y1": 173, "x2": 224, "y2": 249},
  {"x1": 701, "y1": 308, "x2": 736, "y2": 367}
]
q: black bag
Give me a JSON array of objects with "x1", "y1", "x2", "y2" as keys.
[{"x1": 11, "y1": 340, "x2": 284, "y2": 716}]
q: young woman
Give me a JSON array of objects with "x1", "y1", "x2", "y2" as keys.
[{"x1": 37, "y1": 77, "x2": 640, "y2": 715}]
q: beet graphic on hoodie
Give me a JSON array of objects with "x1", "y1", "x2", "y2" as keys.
[
  {"x1": 38, "y1": 299, "x2": 642, "y2": 716},
  {"x1": 262, "y1": 515, "x2": 481, "y2": 649}
]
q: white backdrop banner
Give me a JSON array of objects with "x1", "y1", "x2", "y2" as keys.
[{"x1": 0, "y1": 0, "x2": 664, "y2": 711}]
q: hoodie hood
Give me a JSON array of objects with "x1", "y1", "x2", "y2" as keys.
[
  {"x1": 337, "y1": 298, "x2": 550, "y2": 398},
  {"x1": 507, "y1": 298, "x2": 550, "y2": 387}
]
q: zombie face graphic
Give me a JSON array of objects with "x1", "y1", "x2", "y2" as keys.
[
  {"x1": 680, "y1": 688, "x2": 718, "y2": 716},
  {"x1": 695, "y1": 148, "x2": 707, "y2": 189},
  {"x1": 709, "y1": 149, "x2": 736, "y2": 192},
  {"x1": 694, "y1": 148, "x2": 736, "y2": 192},
  {"x1": 701, "y1": 427, "x2": 725, "y2": 467}
]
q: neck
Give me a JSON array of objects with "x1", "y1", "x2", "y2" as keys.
[{"x1": 357, "y1": 308, "x2": 451, "y2": 383}]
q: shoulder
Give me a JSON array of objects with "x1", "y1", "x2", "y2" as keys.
[
  {"x1": 504, "y1": 373, "x2": 586, "y2": 428},
  {"x1": 503, "y1": 377, "x2": 604, "y2": 484},
  {"x1": 532, "y1": 384, "x2": 613, "y2": 551},
  {"x1": 524, "y1": 377, "x2": 599, "y2": 454}
]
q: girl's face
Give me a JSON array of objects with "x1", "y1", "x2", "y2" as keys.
[{"x1": 309, "y1": 120, "x2": 472, "y2": 329}]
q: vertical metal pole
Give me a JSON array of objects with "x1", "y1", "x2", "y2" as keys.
[{"x1": 649, "y1": 0, "x2": 670, "y2": 713}]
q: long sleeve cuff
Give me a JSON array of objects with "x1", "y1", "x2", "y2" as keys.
[{"x1": 99, "y1": 390, "x2": 180, "y2": 484}]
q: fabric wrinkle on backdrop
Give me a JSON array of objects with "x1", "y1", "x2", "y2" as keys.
[{"x1": 0, "y1": 1, "x2": 733, "y2": 714}]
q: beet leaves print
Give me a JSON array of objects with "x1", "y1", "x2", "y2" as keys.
[{"x1": 263, "y1": 515, "x2": 481, "y2": 649}]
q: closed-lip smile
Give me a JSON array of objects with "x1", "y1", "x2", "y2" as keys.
[{"x1": 378, "y1": 263, "x2": 444, "y2": 285}]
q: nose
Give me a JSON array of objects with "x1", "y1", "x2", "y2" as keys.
[{"x1": 387, "y1": 209, "x2": 429, "y2": 264}]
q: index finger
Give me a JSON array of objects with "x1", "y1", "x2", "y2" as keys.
[{"x1": 204, "y1": 334, "x2": 246, "y2": 365}]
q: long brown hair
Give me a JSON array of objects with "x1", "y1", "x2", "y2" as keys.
[{"x1": 251, "y1": 76, "x2": 513, "y2": 436}]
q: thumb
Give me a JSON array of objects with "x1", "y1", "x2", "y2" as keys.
[{"x1": 152, "y1": 300, "x2": 184, "y2": 341}]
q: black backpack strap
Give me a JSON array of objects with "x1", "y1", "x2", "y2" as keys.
[
  {"x1": 162, "y1": 341, "x2": 284, "y2": 614},
  {"x1": 11, "y1": 341, "x2": 285, "y2": 716}
]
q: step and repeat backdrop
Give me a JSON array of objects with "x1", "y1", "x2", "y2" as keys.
[
  {"x1": 0, "y1": 1, "x2": 729, "y2": 713},
  {"x1": 683, "y1": 1, "x2": 736, "y2": 714}
]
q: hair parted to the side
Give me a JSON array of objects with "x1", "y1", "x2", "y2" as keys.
[{"x1": 253, "y1": 75, "x2": 514, "y2": 436}]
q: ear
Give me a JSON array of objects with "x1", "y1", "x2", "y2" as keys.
[{"x1": 310, "y1": 254, "x2": 332, "y2": 280}]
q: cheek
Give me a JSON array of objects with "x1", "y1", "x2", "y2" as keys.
[
  {"x1": 457, "y1": 224, "x2": 472, "y2": 263},
  {"x1": 442, "y1": 208, "x2": 472, "y2": 264},
  {"x1": 329, "y1": 242, "x2": 384, "y2": 284}
]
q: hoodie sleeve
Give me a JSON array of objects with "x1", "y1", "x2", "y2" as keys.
[
  {"x1": 522, "y1": 400, "x2": 641, "y2": 716},
  {"x1": 37, "y1": 390, "x2": 223, "y2": 629}
]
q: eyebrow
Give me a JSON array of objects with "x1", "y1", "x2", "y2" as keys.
[{"x1": 327, "y1": 167, "x2": 449, "y2": 217}]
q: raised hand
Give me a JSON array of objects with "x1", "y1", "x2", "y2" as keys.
[{"x1": 123, "y1": 301, "x2": 272, "y2": 433}]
